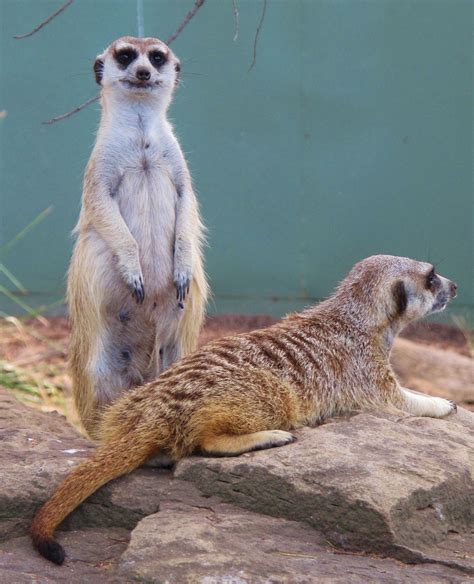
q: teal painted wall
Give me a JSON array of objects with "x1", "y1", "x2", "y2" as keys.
[{"x1": 0, "y1": 0, "x2": 472, "y2": 321}]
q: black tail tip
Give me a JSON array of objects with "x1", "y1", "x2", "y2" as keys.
[{"x1": 34, "y1": 537, "x2": 66, "y2": 565}]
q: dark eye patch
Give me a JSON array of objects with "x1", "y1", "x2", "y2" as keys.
[
  {"x1": 149, "y1": 50, "x2": 167, "y2": 69},
  {"x1": 114, "y1": 48, "x2": 138, "y2": 68},
  {"x1": 425, "y1": 267, "x2": 439, "y2": 290}
]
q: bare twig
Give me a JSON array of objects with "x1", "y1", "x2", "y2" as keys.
[
  {"x1": 232, "y1": 0, "x2": 240, "y2": 42},
  {"x1": 167, "y1": 0, "x2": 206, "y2": 45},
  {"x1": 248, "y1": 0, "x2": 267, "y2": 72},
  {"x1": 42, "y1": 95, "x2": 100, "y2": 125},
  {"x1": 14, "y1": 0, "x2": 74, "y2": 40},
  {"x1": 42, "y1": 0, "x2": 206, "y2": 124}
]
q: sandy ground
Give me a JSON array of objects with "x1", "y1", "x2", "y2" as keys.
[{"x1": 0, "y1": 314, "x2": 472, "y2": 432}]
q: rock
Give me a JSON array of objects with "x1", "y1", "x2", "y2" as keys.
[
  {"x1": 0, "y1": 388, "x2": 91, "y2": 541},
  {"x1": 2, "y1": 386, "x2": 474, "y2": 582},
  {"x1": 392, "y1": 338, "x2": 474, "y2": 408},
  {"x1": 0, "y1": 528, "x2": 129, "y2": 584},
  {"x1": 0, "y1": 388, "x2": 170, "y2": 540},
  {"x1": 176, "y1": 408, "x2": 474, "y2": 573},
  {"x1": 119, "y1": 501, "x2": 471, "y2": 584}
]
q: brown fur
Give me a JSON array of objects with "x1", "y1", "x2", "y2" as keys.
[{"x1": 32, "y1": 255, "x2": 457, "y2": 564}]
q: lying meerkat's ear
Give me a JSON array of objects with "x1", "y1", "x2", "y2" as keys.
[
  {"x1": 392, "y1": 280, "x2": 408, "y2": 317},
  {"x1": 93, "y1": 56, "x2": 105, "y2": 85}
]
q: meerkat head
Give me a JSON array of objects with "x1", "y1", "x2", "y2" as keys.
[
  {"x1": 338, "y1": 255, "x2": 457, "y2": 330},
  {"x1": 93, "y1": 36, "x2": 180, "y2": 105}
]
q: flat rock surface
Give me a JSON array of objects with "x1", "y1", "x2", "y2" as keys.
[
  {"x1": 176, "y1": 408, "x2": 474, "y2": 572},
  {"x1": 119, "y1": 501, "x2": 471, "y2": 584}
]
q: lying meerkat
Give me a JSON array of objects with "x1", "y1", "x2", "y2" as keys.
[
  {"x1": 68, "y1": 36, "x2": 208, "y2": 439},
  {"x1": 32, "y1": 255, "x2": 457, "y2": 565}
]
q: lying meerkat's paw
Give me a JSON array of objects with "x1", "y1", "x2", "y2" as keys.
[
  {"x1": 401, "y1": 388, "x2": 457, "y2": 418},
  {"x1": 260, "y1": 430, "x2": 297, "y2": 446},
  {"x1": 429, "y1": 397, "x2": 457, "y2": 418},
  {"x1": 245, "y1": 430, "x2": 298, "y2": 453},
  {"x1": 447, "y1": 400, "x2": 457, "y2": 413},
  {"x1": 201, "y1": 430, "x2": 297, "y2": 457}
]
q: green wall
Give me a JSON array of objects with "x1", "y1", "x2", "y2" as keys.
[{"x1": 1, "y1": 0, "x2": 472, "y2": 322}]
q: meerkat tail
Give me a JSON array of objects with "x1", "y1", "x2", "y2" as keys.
[{"x1": 31, "y1": 436, "x2": 155, "y2": 565}]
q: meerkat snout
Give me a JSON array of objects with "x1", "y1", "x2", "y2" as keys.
[
  {"x1": 428, "y1": 271, "x2": 458, "y2": 313},
  {"x1": 136, "y1": 67, "x2": 151, "y2": 81}
]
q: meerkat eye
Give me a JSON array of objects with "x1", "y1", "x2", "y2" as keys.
[
  {"x1": 149, "y1": 50, "x2": 167, "y2": 68},
  {"x1": 426, "y1": 268, "x2": 438, "y2": 290},
  {"x1": 115, "y1": 49, "x2": 138, "y2": 67}
]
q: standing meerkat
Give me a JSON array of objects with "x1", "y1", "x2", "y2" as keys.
[
  {"x1": 33, "y1": 255, "x2": 458, "y2": 564},
  {"x1": 68, "y1": 36, "x2": 208, "y2": 438}
]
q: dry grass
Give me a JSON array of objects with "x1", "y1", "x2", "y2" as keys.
[{"x1": 0, "y1": 316, "x2": 81, "y2": 429}]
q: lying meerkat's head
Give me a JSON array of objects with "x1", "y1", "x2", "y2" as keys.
[
  {"x1": 94, "y1": 36, "x2": 180, "y2": 102},
  {"x1": 338, "y1": 255, "x2": 457, "y2": 328}
]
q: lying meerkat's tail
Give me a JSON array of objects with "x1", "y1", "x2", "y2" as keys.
[{"x1": 31, "y1": 435, "x2": 156, "y2": 565}]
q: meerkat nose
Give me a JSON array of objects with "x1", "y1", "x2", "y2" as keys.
[
  {"x1": 136, "y1": 68, "x2": 151, "y2": 81},
  {"x1": 449, "y1": 281, "x2": 458, "y2": 298}
]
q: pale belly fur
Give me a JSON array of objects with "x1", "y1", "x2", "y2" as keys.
[{"x1": 116, "y1": 162, "x2": 177, "y2": 298}]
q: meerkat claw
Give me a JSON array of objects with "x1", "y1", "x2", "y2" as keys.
[
  {"x1": 175, "y1": 273, "x2": 191, "y2": 304},
  {"x1": 129, "y1": 276, "x2": 145, "y2": 304}
]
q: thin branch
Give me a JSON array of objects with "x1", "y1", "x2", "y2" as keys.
[
  {"x1": 13, "y1": 0, "x2": 74, "y2": 40},
  {"x1": 232, "y1": 0, "x2": 240, "y2": 42},
  {"x1": 42, "y1": 95, "x2": 100, "y2": 125},
  {"x1": 42, "y1": 0, "x2": 205, "y2": 124},
  {"x1": 167, "y1": 0, "x2": 206, "y2": 45},
  {"x1": 248, "y1": 0, "x2": 267, "y2": 72}
]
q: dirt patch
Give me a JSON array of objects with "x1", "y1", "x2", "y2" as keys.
[{"x1": 400, "y1": 321, "x2": 472, "y2": 358}]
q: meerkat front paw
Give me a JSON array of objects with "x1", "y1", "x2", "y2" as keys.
[
  {"x1": 174, "y1": 270, "x2": 191, "y2": 308},
  {"x1": 428, "y1": 397, "x2": 457, "y2": 418},
  {"x1": 401, "y1": 388, "x2": 457, "y2": 418},
  {"x1": 125, "y1": 272, "x2": 145, "y2": 304}
]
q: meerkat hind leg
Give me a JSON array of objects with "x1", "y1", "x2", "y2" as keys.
[
  {"x1": 401, "y1": 388, "x2": 456, "y2": 418},
  {"x1": 200, "y1": 430, "x2": 297, "y2": 457}
]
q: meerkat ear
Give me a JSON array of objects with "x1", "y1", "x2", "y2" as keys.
[
  {"x1": 93, "y1": 57, "x2": 104, "y2": 85},
  {"x1": 392, "y1": 280, "x2": 408, "y2": 317}
]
